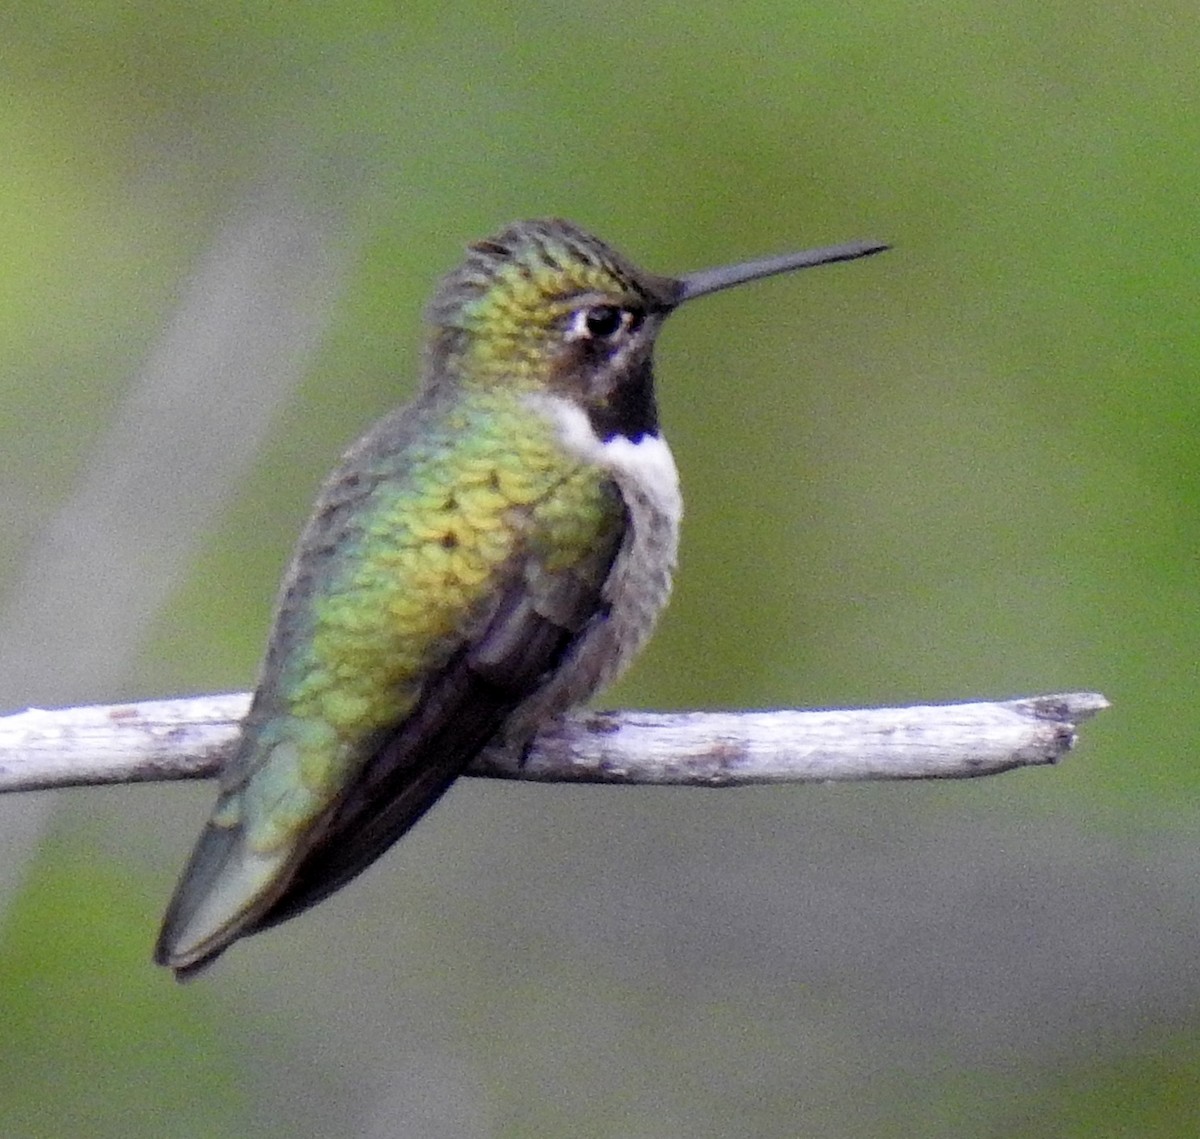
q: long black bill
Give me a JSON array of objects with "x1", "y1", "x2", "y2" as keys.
[{"x1": 674, "y1": 239, "x2": 889, "y2": 305}]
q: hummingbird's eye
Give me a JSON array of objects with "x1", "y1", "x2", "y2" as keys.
[{"x1": 583, "y1": 305, "x2": 624, "y2": 339}]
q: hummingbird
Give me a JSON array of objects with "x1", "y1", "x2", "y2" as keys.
[{"x1": 154, "y1": 218, "x2": 887, "y2": 978}]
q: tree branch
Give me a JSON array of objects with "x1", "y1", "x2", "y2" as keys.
[{"x1": 0, "y1": 692, "x2": 1108, "y2": 793}]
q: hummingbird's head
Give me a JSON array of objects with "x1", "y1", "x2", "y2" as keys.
[
  {"x1": 425, "y1": 219, "x2": 678, "y2": 438},
  {"x1": 423, "y1": 219, "x2": 889, "y2": 439}
]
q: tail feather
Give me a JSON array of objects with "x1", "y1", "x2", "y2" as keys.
[{"x1": 154, "y1": 804, "x2": 290, "y2": 980}]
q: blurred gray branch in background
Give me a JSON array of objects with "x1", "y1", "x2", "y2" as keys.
[
  {"x1": 0, "y1": 691, "x2": 1108, "y2": 793},
  {"x1": 0, "y1": 196, "x2": 348, "y2": 704}
]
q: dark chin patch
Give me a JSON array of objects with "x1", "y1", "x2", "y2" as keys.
[{"x1": 588, "y1": 356, "x2": 659, "y2": 442}]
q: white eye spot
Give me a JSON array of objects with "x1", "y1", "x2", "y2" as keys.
[{"x1": 567, "y1": 304, "x2": 634, "y2": 342}]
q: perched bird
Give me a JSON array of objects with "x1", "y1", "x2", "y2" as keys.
[{"x1": 155, "y1": 218, "x2": 887, "y2": 977}]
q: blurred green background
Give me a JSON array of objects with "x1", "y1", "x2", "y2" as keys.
[{"x1": 0, "y1": 3, "x2": 1197, "y2": 1136}]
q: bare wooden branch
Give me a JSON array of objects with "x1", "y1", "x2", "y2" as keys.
[{"x1": 0, "y1": 692, "x2": 1108, "y2": 794}]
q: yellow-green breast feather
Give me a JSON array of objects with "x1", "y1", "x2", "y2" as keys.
[{"x1": 159, "y1": 390, "x2": 624, "y2": 968}]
